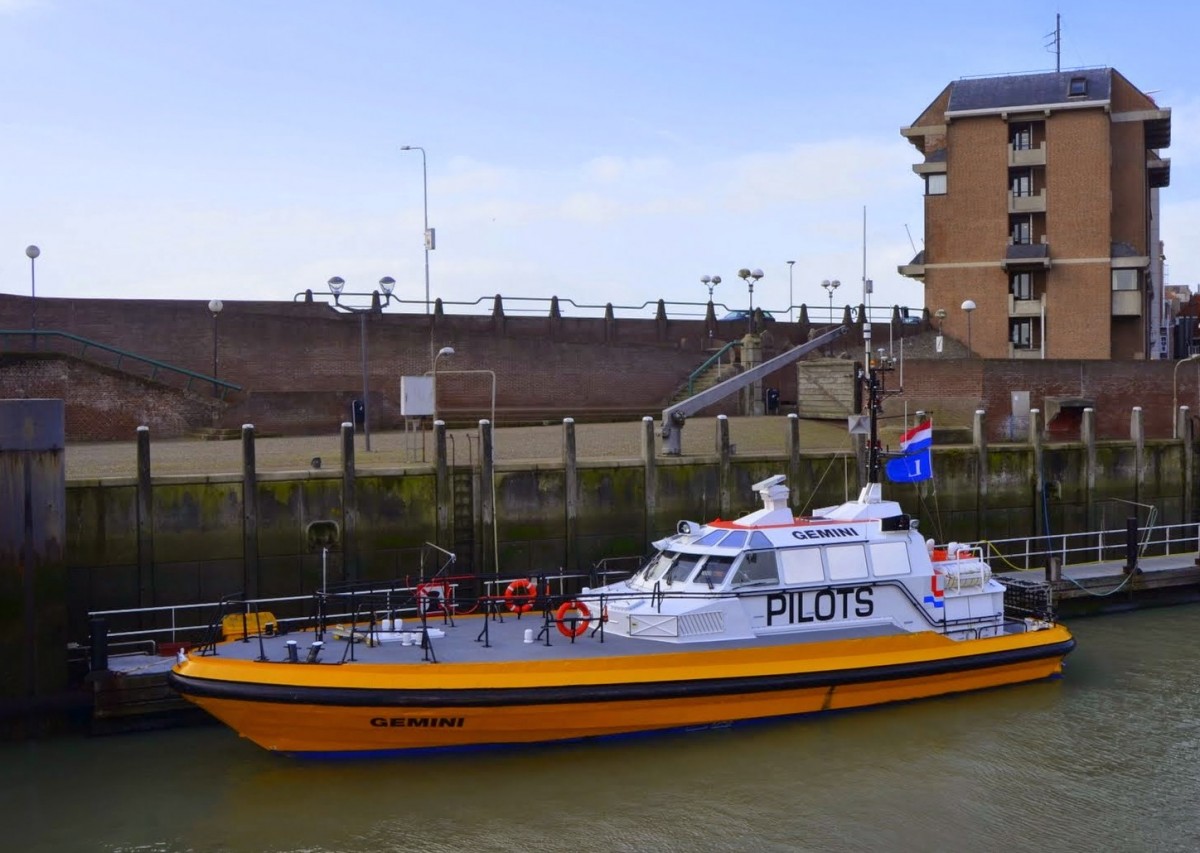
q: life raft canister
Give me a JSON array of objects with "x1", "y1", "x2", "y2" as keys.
[
  {"x1": 555, "y1": 600, "x2": 592, "y2": 638},
  {"x1": 504, "y1": 579, "x2": 538, "y2": 613}
]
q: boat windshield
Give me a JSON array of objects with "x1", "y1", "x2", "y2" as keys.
[
  {"x1": 639, "y1": 551, "x2": 702, "y2": 585},
  {"x1": 694, "y1": 555, "x2": 735, "y2": 588}
]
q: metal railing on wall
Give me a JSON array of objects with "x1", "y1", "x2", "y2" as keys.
[
  {"x1": 293, "y1": 291, "x2": 918, "y2": 324},
  {"x1": 0, "y1": 329, "x2": 242, "y2": 399}
]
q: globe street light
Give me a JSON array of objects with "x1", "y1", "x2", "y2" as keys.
[
  {"x1": 700, "y1": 274, "x2": 721, "y2": 303},
  {"x1": 787, "y1": 260, "x2": 796, "y2": 322},
  {"x1": 327, "y1": 275, "x2": 398, "y2": 451},
  {"x1": 432, "y1": 345, "x2": 455, "y2": 424},
  {"x1": 400, "y1": 145, "x2": 432, "y2": 315},
  {"x1": 962, "y1": 299, "x2": 977, "y2": 356},
  {"x1": 821, "y1": 279, "x2": 840, "y2": 323},
  {"x1": 208, "y1": 299, "x2": 223, "y2": 397},
  {"x1": 738, "y1": 268, "x2": 764, "y2": 334},
  {"x1": 1172, "y1": 352, "x2": 1200, "y2": 438},
  {"x1": 26, "y1": 245, "x2": 40, "y2": 349}
]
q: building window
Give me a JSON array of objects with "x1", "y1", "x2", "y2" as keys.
[
  {"x1": 1112, "y1": 269, "x2": 1139, "y2": 291},
  {"x1": 1010, "y1": 273, "x2": 1033, "y2": 300},
  {"x1": 1011, "y1": 319, "x2": 1035, "y2": 349},
  {"x1": 1011, "y1": 216, "x2": 1031, "y2": 245},
  {"x1": 1068, "y1": 77, "x2": 1087, "y2": 97},
  {"x1": 1010, "y1": 170, "x2": 1032, "y2": 197},
  {"x1": 925, "y1": 173, "x2": 946, "y2": 195},
  {"x1": 1010, "y1": 123, "x2": 1033, "y2": 150}
]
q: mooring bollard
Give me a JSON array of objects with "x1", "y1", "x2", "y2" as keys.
[
  {"x1": 89, "y1": 616, "x2": 109, "y2": 672},
  {"x1": 1124, "y1": 516, "x2": 1140, "y2": 575}
]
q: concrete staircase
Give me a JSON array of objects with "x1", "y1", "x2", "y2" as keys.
[{"x1": 669, "y1": 359, "x2": 741, "y2": 405}]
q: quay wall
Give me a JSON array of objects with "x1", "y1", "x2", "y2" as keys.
[{"x1": 59, "y1": 422, "x2": 1194, "y2": 646}]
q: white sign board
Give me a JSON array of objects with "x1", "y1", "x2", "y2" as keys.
[{"x1": 401, "y1": 376, "x2": 435, "y2": 417}]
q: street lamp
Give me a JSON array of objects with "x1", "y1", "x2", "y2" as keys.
[
  {"x1": 400, "y1": 145, "x2": 431, "y2": 315},
  {"x1": 1172, "y1": 353, "x2": 1200, "y2": 438},
  {"x1": 327, "y1": 275, "x2": 398, "y2": 451},
  {"x1": 432, "y1": 345, "x2": 455, "y2": 424},
  {"x1": 208, "y1": 299, "x2": 223, "y2": 396},
  {"x1": 700, "y1": 274, "x2": 721, "y2": 303},
  {"x1": 821, "y1": 279, "x2": 840, "y2": 323},
  {"x1": 25, "y1": 244, "x2": 39, "y2": 349},
  {"x1": 738, "y1": 267, "x2": 764, "y2": 333},
  {"x1": 787, "y1": 261, "x2": 795, "y2": 322},
  {"x1": 962, "y1": 299, "x2": 977, "y2": 356}
]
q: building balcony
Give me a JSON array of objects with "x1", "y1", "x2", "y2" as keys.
[
  {"x1": 1112, "y1": 290, "x2": 1142, "y2": 317},
  {"x1": 1008, "y1": 344, "x2": 1043, "y2": 359},
  {"x1": 1008, "y1": 142, "x2": 1046, "y2": 167},
  {"x1": 898, "y1": 249, "x2": 925, "y2": 280},
  {"x1": 1008, "y1": 293, "x2": 1045, "y2": 317},
  {"x1": 1003, "y1": 242, "x2": 1051, "y2": 270},
  {"x1": 1009, "y1": 188, "x2": 1047, "y2": 214},
  {"x1": 1148, "y1": 154, "x2": 1171, "y2": 189}
]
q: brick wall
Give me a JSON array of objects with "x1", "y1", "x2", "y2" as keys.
[{"x1": 4, "y1": 294, "x2": 1189, "y2": 442}]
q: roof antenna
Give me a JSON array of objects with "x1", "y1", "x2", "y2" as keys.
[
  {"x1": 904, "y1": 224, "x2": 918, "y2": 255},
  {"x1": 1044, "y1": 12, "x2": 1061, "y2": 72}
]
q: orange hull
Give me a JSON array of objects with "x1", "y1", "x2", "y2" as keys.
[{"x1": 172, "y1": 626, "x2": 1073, "y2": 756}]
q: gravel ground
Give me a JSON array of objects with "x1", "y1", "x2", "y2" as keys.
[{"x1": 63, "y1": 416, "x2": 878, "y2": 480}]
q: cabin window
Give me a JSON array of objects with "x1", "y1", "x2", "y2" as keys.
[
  {"x1": 696, "y1": 555, "x2": 735, "y2": 587},
  {"x1": 719, "y1": 530, "x2": 748, "y2": 549},
  {"x1": 780, "y1": 548, "x2": 824, "y2": 584},
  {"x1": 662, "y1": 553, "x2": 703, "y2": 585},
  {"x1": 870, "y1": 542, "x2": 912, "y2": 577},
  {"x1": 826, "y1": 544, "x2": 868, "y2": 580},
  {"x1": 749, "y1": 531, "x2": 773, "y2": 549},
  {"x1": 732, "y1": 550, "x2": 780, "y2": 587},
  {"x1": 694, "y1": 530, "x2": 727, "y2": 547}
]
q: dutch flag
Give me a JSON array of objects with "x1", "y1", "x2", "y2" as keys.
[{"x1": 900, "y1": 419, "x2": 933, "y2": 453}]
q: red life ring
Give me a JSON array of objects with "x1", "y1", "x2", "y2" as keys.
[
  {"x1": 555, "y1": 600, "x2": 592, "y2": 638},
  {"x1": 504, "y1": 579, "x2": 537, "y2": 613}
]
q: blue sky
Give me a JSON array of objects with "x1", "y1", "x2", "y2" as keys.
[{"x1": 3, "y1": 1, "x2": 1197, "y2": 319}]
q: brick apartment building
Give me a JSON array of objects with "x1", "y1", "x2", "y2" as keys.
[{"x1": 899, "y1": 68, "x2": 1171, "y2": 360}]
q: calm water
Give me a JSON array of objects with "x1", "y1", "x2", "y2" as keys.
[{"x1": 3, "y1": 606, "x2": 1199, "y2": 853}]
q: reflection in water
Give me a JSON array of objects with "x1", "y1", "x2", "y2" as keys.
[{"x1": 2, "y1": 607, "x2": 1199, "y2": 852}]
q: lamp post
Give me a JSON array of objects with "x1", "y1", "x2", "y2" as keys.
[
  {"x1": 700, "y1": 274, "x2": 721, "y2": 303},
  {"x1": 208, "y1": 299, "x2": 223, "y2": 396},
  {"x1": 1172, "y1": 353, "x2": 1200, "y2": 438},
  {"x1": 961, "y1": 299, "x2": 977, "y2": 356},
  {"x1": 821, "y1": 279, "x2": 840, "y2": 323},
  {"x1": 25, "y1": 245, "x2": 39, "y2": 349},
  {"x1": 786, "y1": 260, "x2": 795, "y2": 322},
  {"x1": 432, "y1": 346, "x2": 455, "y2": 424},
  {"x1": 400, "y1": 145, "x2": 431, "y2": 315},
  {"x1": 738, "y1": 267, "x2": 764, "y2": 333},
  {"x1": 327, "y1": 275, "x2": 398, "y2": 452}
]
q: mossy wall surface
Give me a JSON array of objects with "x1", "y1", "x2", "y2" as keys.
[{"x1": 59, "y1": 440, "x2": 1192, "y2": 639}]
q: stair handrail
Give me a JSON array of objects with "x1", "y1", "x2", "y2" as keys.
[
  {"x1": 687, "y1": 340, "x2": 742, "y2": 397},
  {"x1": 0, "y1": 329, "x2": 242, "y2": 398}
]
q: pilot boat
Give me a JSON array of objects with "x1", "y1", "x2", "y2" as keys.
[{"x1": 169, "y1": 366, "x2": 1074, "y2": 758}]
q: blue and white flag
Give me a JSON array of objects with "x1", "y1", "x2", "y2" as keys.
[{"x1": 885, "y1": 448, "x2": 933, "y2": 483}]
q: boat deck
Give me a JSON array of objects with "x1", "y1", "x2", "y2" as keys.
[{"x1": 176, "y1": 607, "x2": 915, "y2": 668}]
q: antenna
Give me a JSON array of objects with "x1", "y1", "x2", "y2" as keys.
[
  {"x1": 1044, "y1": 13, "x2": 1061, "y2": 72},
  {"x1": 904, "y1": 224, "x2": 918, "y2": 255}
]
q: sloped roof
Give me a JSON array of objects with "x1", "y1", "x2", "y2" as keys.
[{"x1": 948, "y1": 68, "x2": 1111, "y2": 112}]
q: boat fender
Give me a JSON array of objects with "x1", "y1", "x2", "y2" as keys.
[
  {"x1": 555, "y1": 600, "x2": 592, "y2": 638},
  {"x1": 505, "y1": 579, "x2": 538, "y2": 613}
]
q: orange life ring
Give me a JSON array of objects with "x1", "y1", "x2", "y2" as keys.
[
  {"x1": 555, "y1": 600, "x2": 592, "y2": 638},
  {"x1": 504, "y1": 579, "x2": 537, "y2": 613}
]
